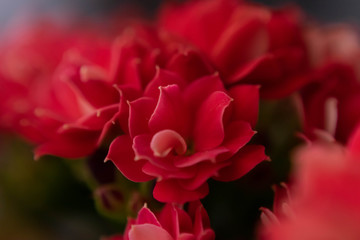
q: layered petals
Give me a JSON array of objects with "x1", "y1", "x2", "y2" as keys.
[
  {"x1": 159, "y1": 0, "x2": 310, "y2": 99},
  {"x1": 109, "y1": 71, "x2": 265, "y2": 203},
  {"x1": 106, "y1": 135, "x2": 153, "y2": 182},
  {"x1": 193, "y1": 91, "x2": 232, "y2": 151},
  {"x1": 111, "y1": 202, "x2": 214, "y2": 240},
  {"x1": 300, "y1": 63, "x2": 360, "y2": 143}
]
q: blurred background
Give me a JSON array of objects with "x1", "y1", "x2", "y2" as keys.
[
  {"x1": 0, "y1": 0, "x2": 359, "y2": 240},
  {"x1": 1, "y1": 0, "x2": 360, "y2": 26}
]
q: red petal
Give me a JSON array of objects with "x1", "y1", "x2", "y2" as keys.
[
  {"x1": 73, "y1": 65, "x2": 120, "y2": 108},
  {"x1": 150, "y1": 129, "x2": 187, "y2": 157},
  {"x1": 133, "y1": 134, "x2": 179, "y2": 171},
  {"x1": 149, "y1": 84, "x2": 189, "y2": 136},
  {"x1": 142, "y1": 162, "x2": 196, "y2": 179},
  {"x1": 34, "y1": 126, "x2": 99, "y2": 159},
  {"x1": 183, "y1": 74, "x2": 225, "y2": 112},
  {"x1": 260, "y1": 73, "x2": 310, "y2": 99},
  {"x1": 109, "y1": 41, "x2": 143, "y2": 89},
  {"x1": 153, "y1": 179, "x2": 209, "y2": 203},
  {"x1": 178, "y1": 234, "x2": 195, "y2": 240},
  {"x1": 106, "y1": 135, "x2": 153, "y2": 182},
  {"x1": 228, "y1": 85, "x2": 259, "y2": 127},
  {"x1": 174, "y1": 148, "x2": 229, "y2": 168},
  {"x1": 188, "y1": 201, "x2": 211, "y2": 229},
  {"x1": 222, "y1": 121, "x2": 255, "y2": 154},
  {"x1": 228, "y1": 54, "x2": 281, "y2": 85},
  {"x1": 198, "y1": 229, "x2": 215, "y2": 240},
  {"x1": 212, "y1": 18, "x2": 267, "y2": 79},
  {"x1": 144, "y1": 68, "x2": 186, "y2": 99},
  {"x1": 176, "y1": 208, "x2": 193, "y2": 233},
  {"x1": 158, "y1": 204, "x2": 179, "y2": 239},
  {"x1": 116, "y1": 85, "x2": 142, "y2": 135},
  {"x1": 272, "y1": 183, "x2": 291, "y2": 217},
  {"x1": 136, "y1": 206, "x2": 161, "y2": 226},
  {"x1": 159, "y1": 0, "x2": 237, "y2": 51},
  {"x1": 166, "y1": 49, "x2": 214, "y2": 82},
  {"x1": 190, "y1": 202, "x2": 213, "y2": 238},
  {"x1": 348, "y1": 125, "x2": 360, "y2": 157},
  {"x1": 193, "y1": 91, "x2": 232, "y2": 151},
  {"x1": 129, "y1": 97, "x2": 157, "y2": 138},
  {"x1": 53, "y1": 72, "x2": 94, "y2": 119},
  {"x1": 128, "y1": 224, "x2": 174, "y2": 240},
  {"x1": 179, "y1": 161, "x2": 229, "y2": 191},
  {"x1": 213, "y1": 145, "x2": 267, "y2": 182},
  {"x1": 78, "y1": 104, "x2": 119, "y2": 130}
]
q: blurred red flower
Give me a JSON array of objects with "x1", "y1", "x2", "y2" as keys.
[
  {"x1": 299, "y1": 24, "x2": 360, "y2": 143},
  {"x1": 159, "y1": 0, "x2": 309, "y2": 99},
  {"x1": 259, "y1": 127, "x2": 360, "y2": 240}
]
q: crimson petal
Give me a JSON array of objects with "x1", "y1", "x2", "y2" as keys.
[
  {"x1": 136, "y1": 206, "x2": 161, "y2": 226},
  {"x1": 144, "y1": 68, "x2": 186, "y2": 98},
  {"x1": 222, "y1": 121, "x2": 255, "y2": 154},
  {"x1": 213, "y1": 145, "x2": 267, "y2": 182},
  {"x1": 178, "y1": 161, "x2": 229, "y2": 191},
  {"x1": 129, "y1": 224, "x2": 174, "y2": 240},
  {"x1": 106, "y1": 135, "x2": 153, "y2": 182},
  {"x1": 129, "y1": 97, "x2": 157, "y2": 138},
  {"x1": 153, "y1": 179, "x2": 209, "y2": 203},
  {"x1": 228, "y1": 85, "x2": 259, "y2": 127},
  {"x1": 35, "y1": 126, "x2": 99, "y2": 159},
  {"x1": 193, "y1": 91, "x2": 232, "y2": 151},
  {"x1": 149, "y1": 84, "x2": 189, "y2": 136}
]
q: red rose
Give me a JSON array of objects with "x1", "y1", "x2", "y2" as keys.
[{"x1": 159, "y1": 0, "x2": 309, "y2": 99}]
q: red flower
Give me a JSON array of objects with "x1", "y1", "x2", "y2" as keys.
[
  {"x1": 34, "y1": 26, "x2": 215, "y2": 159},
  {"x1": 0, "y1": 22, "x2": 96, "y2": 141},
  {"x1": 106, "y1": 69, "x2": 267, "y2": 203},
  {"x1": 300, "y1": 63, "x2": 360, "y2": 143},
  {"x1": 0, "y1": 22, "x2": 214, "y2": 159},
  {"x1": 106, "y1": 202, "x2": 215, "y2": 240},
  {"x1": 0, "y1": 21, "x2": 113, "y2": 152},
  {"x1": 259, "y1": 127, "x2": 360, "y2": 240},
  {"x1": 298, "y1": 24, "x2": 360, "y2": 143},
  {"x1": 159, "y1": 0, "x2": 309, "y2": 99}
]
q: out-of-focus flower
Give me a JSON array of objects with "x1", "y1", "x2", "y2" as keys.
[
  {"x1": 0, "y1": 21, "x2": 213, "y2": 159},
  {"x1": 0, "y1": 21, "x2": 113, "y2": 156},
  {"x1": 305, "y1": 24, "x2": 360, "y2": 72},
  {"x1": 105, "y1": 201, "x2": 215, "y2": 240},
  {"x1": 106, "y1": 67, "x2": 267, "y2": 203},
  {"x1": 159, "y1": 0, "x2": 309, "y2": 99},
  {"x1": 299, "y1": 24, "x2": 360, "y2": 143},
  {"x1": 259, "y1": 126, "x2": 360, "y2": 240},
  {"x1": 300, "y1": 63, "x2": 360, "y2": 143}
]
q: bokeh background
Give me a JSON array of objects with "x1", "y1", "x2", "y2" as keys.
[
  {"x1": 1, "y1": 0, "x2": 360, "y2": 25},
  {"x1": 0, "y1": 1, "x2": 359, "y2": 240}
]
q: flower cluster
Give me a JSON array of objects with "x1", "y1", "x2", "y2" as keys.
[{"x1": 2, "y1": 0, "x2": 360, "y2": 239}]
